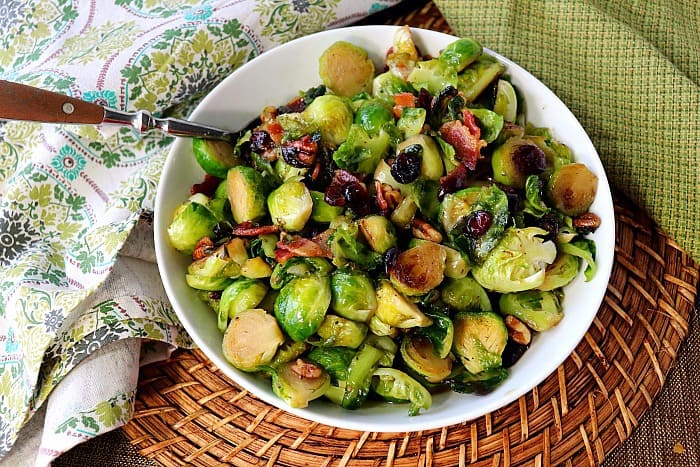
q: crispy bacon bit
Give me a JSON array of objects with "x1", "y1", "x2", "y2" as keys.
[
  {"x1": 231, "y1": 222, "x2": 280, "y2": 237},
  {"x1": 439, "y1": 119, "x2": 485, "y2": 170},
  {"x1": 281, "y1": 134, "x2": 318, "y2": 168},
  {"x1": 411, "y1": 218, "x2": 443, "y2": 243},
  {"x1": 192, "y1": 236, "x2": 215, "y2": 260},
  {"x1": 461, "y1": 108, "x2": 482, "y2": 136},
  {"x1": 274, "y1": 234, "x2": 332, "y2": 263},
  {"x1": 438, "y1": 163, "x2": 470, "y2": 199},
  {"x1": 290, "y1": 359, "x2": 322, "y2": 379},
  {"x1": 190, "y1": 174, "x2": 221, "y2": 197}
]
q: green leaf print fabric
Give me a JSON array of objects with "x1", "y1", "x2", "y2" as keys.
[{"x1": 0, "y1": 1, "x2": 402, "y2": 464}]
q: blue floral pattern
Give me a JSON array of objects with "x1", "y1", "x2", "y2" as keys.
[{"x1": 51, "y1": 146, "x2": 86, "y2": 181}]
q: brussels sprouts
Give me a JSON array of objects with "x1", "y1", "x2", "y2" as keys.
[
  {"x1": 328, "y1": 220, "x2": 382, "y2": 269},
  {"x1": 452, "y1": 311, "x2": 508, "y2": 374},
  {"x1": 224, "y1": 238, "x2": 248, "y2": 265},
  {"x1": 167, "y1": 197, "x2": 218, "y2": 254},
  {"x1": 341, "y1": 344, "x2": 384, "y2": 409},
  {"x1": 468, "y1": 108, "x2": 504, "y2": 144},
  {"x1": 276, "y1": 112, "x2": 317, "y2": 141},
  {"x1": 442, "y1": 244, "x2": 470, "y2": 279},
  {"x1": 374, "y1": 280, "x2": 432, "y2": 328},
  {"x1": 240, "y1": 256, "x2": 273, "y2": 279},
  {"x1": 222, "y1": 308, "x2": 284, "y2": 372},
  {"x1": 389, "y1": 194, "x2": 419, "y2": 229},
  {"x1": 400, "y1": 335, "x2": 452, "y2": 383},
  {"x1": 417, "y1": 310, "x2": 455, "y2": 359},
  {"x1": 358, "y1": 215, "x2": 397, "y2": 254},
  {"x1": 492, "y1": 137, "x2": 547, "y2": 190},
  {"x1": 269, "y1": 256, "x2": 333, "y2": 290},
  {"x1": 372, "y1": 71, "x2": 414, "y2": 103},
  {"x1": 439, "y1": 38, "x2": 483, "y2": 72},
  {"x1": 396, "y1": 134, "x2": 444, "y2": 181},
  {"x1": 538, "y1": 253, "x2": 580, "y2": 291},
  {"x1": 498, "y1": 290, "x2": 563, "y2": 332},
  {"x1": 559, "y1": 239, "x2": 597, "y2": 281},
  {"x1": 306, "y1": 346, "x2": 356, "y2": 382},
  {"x1": 192, "y1": 138, "x2": 241, "y2": 178},
  {"x1": 457, "y1": 54, "x2": 505, "y2": 103},
  {"x1": 185, "y1": 274, "x2": 232, "y2": 291},
  {"x1": 227, "y1": 166, "x2": 271, "y2": 224},
  {"x1": 311, "y1": 314, "x2": 368, "y2": 349},
  {"x1": 447, "y1": 366, "x2": 509, "y2": 394},
  {"x1": 386, "y1": 25, "x2": 420, "y2": 80},
  {"x1": 472, "y1": 227, "x2": 557, "y2": 293},
  {"x1": 365, "y1": 334, "x2": 399, "y2": 367},
  {"x1": 187, "y1": 244, "x2": 241, "y2": 279},
  {"x1": 374, "y1": 159, "x2": 410, "y2": 194},
  {"x1": 389, "y1": 242, "x2": 446, "y2": 296},
  {"x1": 271, "y1": 359, "x2": 331, "y2": 408},
  {"x1": 274, "y1": 274, "x2": 331, "y2": 342},
  {"x1": 409, "y1": 179, "x2": 442, "y2": 221},
  {"x1": 267, "y1": 180, "x2": 313, "y2": 232},
  {"x1": 274, "y1": 157, "x2": 308, "y2": 182},
  {"x1": 355, "y1": 100, "x2": 394, "y2": 136},
  {"x1": 302, "y1": 95, "x2": 353, "y2": 145},
  {"x1": 330, "y1": 269, "x2": 377, "y2": 322},
  {"x1": 368, "y1": 314, "x2": 399, "y2": 338},
  {"x1": 522, "y1": 174, "x2": 549, "y2": 218},
  {"x1": 310, "y1": 190, "x2": 344, "y2": 223},
  {"x1": 397, "y1": 107, "x2": 427, "y2": 138},
  {"x1": 407, "y1": 59, "x2": 458, "y2": 95},
  {"x1": 371, "y1": 368, "x2": 432, "y2": 416},
  {"x1": 319, "y1": 41, "x2": 375, "y2": 98},
  {"x1": 493, "y1": 79, "x2": 517, "y2": 122},
  {"x1": 442, "y1": 185, "x2": 509, "y2": 264},
  {"x1": 440, "y1": 276, "x2": 492, "y2": 312},
  {"x1": 547, "y1": 163, "x2": 598, "y2": 216},
  {"x1": 220, "y1": 278, "x2": 268, "y2": 319},
  {"x1": 333, "y1": 123, "x2": 392, "y2": 175},
  {"x1": 271, "y1": 340, "x2": 309, "y2": 367}
]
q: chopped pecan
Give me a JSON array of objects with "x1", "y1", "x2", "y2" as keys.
[
  {"x1": 411, "y1": 218, "x2": 443, "y2": 243},
  {"x1": 192, "y1": 236, "x2": 215, "y2": 260},
  {"x1": 290, "y1": 359, "x2": 322, "y2": 379},
  {"x1": 505, "y1": 315, "x2": 532, "y2": 346},
  {"x1": 572, "y1": 212, "x2": 601, "y2": 232}
]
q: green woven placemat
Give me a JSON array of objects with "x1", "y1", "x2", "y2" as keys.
[{"x1": 436, "y1": 0, "x2": 700, "y2": 261}]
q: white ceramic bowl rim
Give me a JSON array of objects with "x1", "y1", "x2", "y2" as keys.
[{"x1": 154, "y1": 25, "x2": 615, "y2": 432}]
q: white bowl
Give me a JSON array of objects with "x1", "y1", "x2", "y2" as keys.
[{"x1": 154, "y1": 26, "x2": 615, "y2": 432}]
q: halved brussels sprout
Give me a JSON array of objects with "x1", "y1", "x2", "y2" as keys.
[
  {"x1": 271, "y1": 340, "x2": 309, "y2": 367},
  {"x1": 447, "y1": 366, "x2": 509, "y2": 394},
  {"x1": 417, "y1": 309, "x2": 455, "y2": 359},
  {"x1": 192, "y1": 138, "x2": 241, "y2": 178},
  {"x1": 328, "y1": 220, "x2": 382, "y2": 269},
  {"x1": 389, "y1": 241, "x2": 446, "y2": 296},
  {"x1": 401, "y1": 335, "x2": 452, "y2": 383},
  {"x1": 493, "y1": 79, "x2": 517, "y2": 122},
  {"x1": 220, "y1": 278, "x2": 268, "y2": 319},
  {"x1": 439, "y1": 38, "x2": 482, "y2": 72},
  {"x1": 222, "y1": 308, "x2": 284, "y2": 372},
  {"x1": 274, "y1": 274, "x2": 331, "y2": 342},
  {"x1": 408, "y1": 59, "x2": 458, "y2": 95},
  {"x1": 187, "y1": 244, "x2": 241, "y2": 279},
  {"x1": 547, "y1": 163, "x2": 598, "y2": 216},
  {"x1": 471, "y1": 227, "x2": 557, "y2": 293},
  {"x1": 491, "y1": 136, "x2": 547, "y2": 189},
  {"x1": 457, "y1": 54, "x2": 505, "y2": 103},
  {"x1": 442, "y1": 244, "x2": 470, "y2": 279},
  {"x1": 310, "y1": 190, "x2": 344, "y2": 223},
  {"x1": 302, "y1": 95, "x2": 353, "y2": 145},
  {"x1": 440, "y1": 276, "x2": 492, "y2": 312},
  {"x1": 372, "y1": 71, "x2": 414, "y2": 104},
  {"x1": 372, "y1": 368, "x2": 432, "y2": 416},
  {"x1": 538, "y1": 253, "x2": 580, "y2": 291},
  {"x1": 319, "y1": 41, "x2": 375, "y2": 98},
  {"x1": 267, "y1": 180, "x2": 313, "y2": 232},
  {"x1": 498, "y1": 290, "x2": 564, "y2": 332},
  {"x1": 389, "y1": 195, "x2": 418, "y2": 228},
  {"x1": 355, "y1": 100, "x2": 394, "y2": 136},
  {"x1": 374, "y1": 159, "x2": 410, "y2": 194},
  {"x1": 342, "y1": 344, "x2": 384, "y2": 410},
  {"x1": 306, "y1": 346, "x2": 356, "y2": 382},
  {"x1": 185, "y1": 274, "x2": 232, "y2": 291},
  {"x1": 269, "y1": 256, "x2": 333, "y2": 290},
  {"x1": 167, "y1": 197, "x2": 218, "y2": 254},
  {"x1": 374, "y1": 280, "x2": 432, "y2": 328},
  {"x1": 271, "y1": 359, "x2": 330, "y2": 408},
  {"x1": 330, "y1": 269, "x2": 377, "y2": 323},
  {"x1": 240, "y1": 256, "x2": 273, "y2": 279},
  {"x1": 468, "y1": 108, "x2": 504, "y2": 144},
  {"x1": 397, "y1": 107, "x2": 427, "y2": 138},
  {"x1": 560, "y1": 239, "x2": 597, "y2": 281},
  {"x1": 274, "y1": 157, "x2": 308, "y2": 182},
  {"x1": 452, "y1": 311, "x2": 508, "y2": 374},
  {"x1": 396, "y1": 134, "x2": 444, "y2": 181},
  {"x1": 276, "y1": 112, "x2": 317, "y2": 141},
  {"x1": 365, "y1": 334, "x2": 399, "y2": 367},
  {"x1": 333, "y1": 123, "x2": 392, "y2": 175},
  {"x1": 358, "y1": 215, "x2": 398, "y2": 254},
  {"x1": 311, "y1": 314, "x2": 368, "y2": 349},
  {"x1": 227, "y1": 166, "x2": 270, "y2": 224}
]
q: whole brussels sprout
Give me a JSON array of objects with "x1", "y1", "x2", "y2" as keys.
[
  {"x1": 400, "y1": 335, "x2": 452, "y2": 383},
  {"x1": 407, "y1": 59, "x2": 458, "y2": 95},
  {"x1": 438, "y1": 38, "x2": 483, "y2": 72},
  {"x1": 440, "y1": 276, "x2": 492, "y2": 312},
  {"x1": 167, "y1": 195, "x2": 217, "y2": 254},
  {"x1": 471, "y1": 227, "x2": 557, "y2": 293},
  {"x1": 330, "y1": 269, "x2": 377, "y2": 323},
  {"x1": 274, "y1": 274, "x2": 331, "y2": 342},
  {"x1": 267, "y1": 180, "x2": 313, "y2": 232},
  {"x1": 220, "y1": 278, "x2": 268, "y2": 319}
]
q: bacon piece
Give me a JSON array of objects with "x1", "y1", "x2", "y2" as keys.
[
  {"x1": 274, "y1": 234, "x2": 332, "y2": 263},
  {"x1": 439, "y1": 113, "x2": 486, "y2": 170},
  {"x1": 438, "y1": 163, "x2": 470, "y2": 199},
  {"x1": 231, "y1": 222, "x2": 280, "y2": 237}
]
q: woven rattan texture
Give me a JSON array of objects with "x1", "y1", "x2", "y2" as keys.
[{"x1": 121, "y1": 3, "x2": 698, "y2": 466}]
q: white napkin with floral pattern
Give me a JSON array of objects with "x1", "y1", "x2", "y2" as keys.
[{"x1": 0, "y1": 1, "x2": 402, "y2": 465}]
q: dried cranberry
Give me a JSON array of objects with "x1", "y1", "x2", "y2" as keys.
[
  {"x1": 502, "y1": 340, "x2": 529, "y2": 368},
  {"x1": 212, "y1": 221, "x2": 233, "y2": 242},
  {"x1": 344, "y1": 182, "x2": 371, "y2": 217},
  {"x1": 281, "y1": 135, "x2": 318, "y2": 168},
  {"x1": 463, "y1": 210, "x2": 493, "y2": 237},
  {"x1": 438, "y1": 164, "x2": 469, "y2": 199},
  {"x1": 305, "y1": 146, "x2": 335, "y2": 191},
  {"x1": 512, "y1": 143, "x2": 546, "y2": 176},
  {"x1": 391, "y1": 144, "x2": 423, "y2": 183},
  {"x1": 537, "y1": 213, "x2": 559, "y2": 241},
  {"x1": 416, "y1": 87, "x2": 433, "y2": 110},
  {"x1": 249, "y1": 130, "x2": 275, "y2": 153},
  {"x1": 190, "y1": 174, "x2": 221, "y2": 197},
  {"x1": 383, "y1": 247, "x2": 399, "y2": 276}
]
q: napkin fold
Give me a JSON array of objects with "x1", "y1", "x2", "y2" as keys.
[
  {"x1": 435, "y1": 0, "x2": 700, "y2": 260},
  {"x1": 0, "y1": 1, "x2": 402, "y2": 464}
]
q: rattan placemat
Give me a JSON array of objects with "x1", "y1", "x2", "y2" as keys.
[{"x1": 121, "y1": 3, "x2": 698, "y2": 466}]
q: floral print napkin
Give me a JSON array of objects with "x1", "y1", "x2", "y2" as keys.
[{"x1": 0, "y1": 1, "x2": 402, "y2": 464}]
